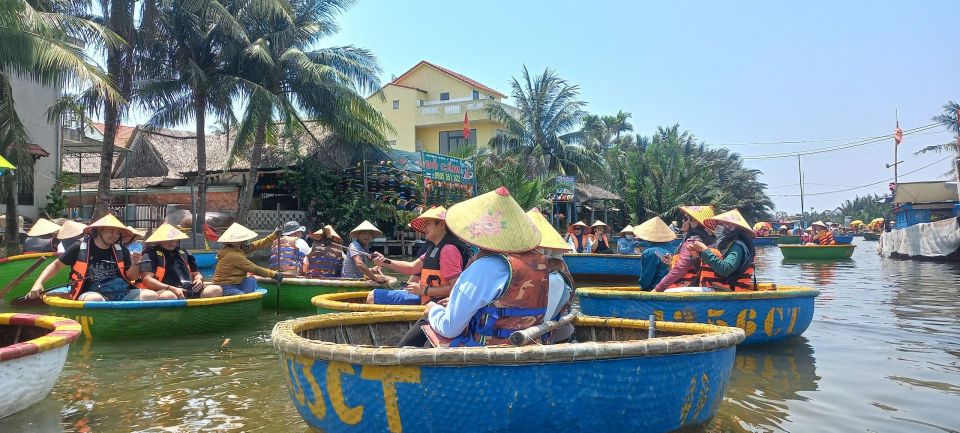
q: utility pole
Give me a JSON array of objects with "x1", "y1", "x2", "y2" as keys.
[{"x1": 797, "y1": 155, "x2": 805, "y2": 227}]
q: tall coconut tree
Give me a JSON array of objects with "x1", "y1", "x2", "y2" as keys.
[
  {"x1": 0, "y1": 0, "x2": 120, "y2": 253},
  {"x1": 228, "y1": 0, "x2": 390, "y2": 224},
  {"x1": 918, "y1": 101, "x2": 960, "y2": 179},
  {"x1": 135, "y1": 0, "x2": 250, "y2": 239},
  {"x1": 486, "y1": 66, "x2": 599, "y2": 178}
]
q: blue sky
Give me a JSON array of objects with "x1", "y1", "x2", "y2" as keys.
[{"x1": 321, "y1": 0, "x2": 959, "y2": 213}]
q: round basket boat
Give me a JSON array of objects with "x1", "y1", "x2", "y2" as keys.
[
  {"x1": 0, "y1": 253, "x2": 70, "y2": 303},
  {"x1": 273, "y1": 311, "x2": 745, "y2": 433},
  {"x1": 43, "y1": 289, "x2": 265, "y2": 339},
  {"x1": 312, "y1": 291, "x2": 423, "y2": 315},
  {"x1": 577, "y1": 284, "x2": 819, "y2": 345},
  {"x1": 752, "y1": 236, "x2": 779, "y2": 246},
  {"x1": 779, "y1": 244, "x2": 856, "y2": 260},
  {"x1": 775, "y1": 235, "x2": 802, "y2": 245},
  {"x1": 0, "y1": 313, "x2": 81, "y2": 419},
  {"x1": 863, "y1": 232, "x2": 881, "y2": 241},
  {"x1": 254, "y1": 276, "x2": 397, "y2": 310},
  {"x1": 563, "y1": 253, "x2": 644, "y2": 282},
  {"x1": 834, "y1": 234, "x2": 853, "y2": 244},
  {"x1": 187, "y1": 250, "x2": 217, "y2": 271}
]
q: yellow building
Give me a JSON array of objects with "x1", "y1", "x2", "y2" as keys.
[{"x1": 367, "y1": 60, "x2": 518, "y2": 154}]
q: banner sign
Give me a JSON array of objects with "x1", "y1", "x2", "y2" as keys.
[
  {"x1": 555, "y1": 175, "x2": 575, "y2": 195},
  {"x1": 421, "y1": 152, "x2": 477, "y2": 205}
]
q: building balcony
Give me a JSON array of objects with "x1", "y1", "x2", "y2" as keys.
[{"x1": 415, "y1": 100, "x2": 518, "y2": 126}]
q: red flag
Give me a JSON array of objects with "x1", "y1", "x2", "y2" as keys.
[
  {"x1": 463, "y1": 112, "x2": 471, "y2": 140},
  {"x1": 894, "y1": 122, "x2": 902, "y2": 145},
  {"x1": 203, "y1": 223, "x2": 219, "y2": 242}
]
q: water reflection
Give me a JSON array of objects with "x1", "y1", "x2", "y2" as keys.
[
  {"x1": 0, "y1": 397, "x2": 65, "y2": 433},
  {"x1": 699, "y1": 338, "x2": 820, "y2": 432}
]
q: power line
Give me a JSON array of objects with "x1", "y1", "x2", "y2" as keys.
[
  {"x1": 710, "y1": 122, "x2": 941, "y2": 146},
  {"x1": 738, "y1": 124, "x2": 941, "y2": 160},
  {"x1": 766, "y1": 154, "x2": 955, "y2": 197}
]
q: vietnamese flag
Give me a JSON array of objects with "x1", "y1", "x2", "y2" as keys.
[
  {"x1": 463, "y1": 112, "x2": 471, "y2": 140},
  {"x1": 894, "y1": 121, "x2": 903, "y2": 145},
  {"x1": 203, "y1": 223, "x2": 220, "y2": 242}
]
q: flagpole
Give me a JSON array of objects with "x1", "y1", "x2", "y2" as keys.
[{"x1": 894, "y1": 109, "x2": 899, "y2": 185}]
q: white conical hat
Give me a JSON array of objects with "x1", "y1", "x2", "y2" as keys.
[
  {"x1": 27, "y1": 218, "x2": 61, "y2": 237},
  {"x1": 217, "y1": 223, "x2": 259, "y2": 243},
  {"x1": 632, "y1": 217, "x2": 678, "y2": 243},
  {"x1": 57, "y1": 220, "x2": 87, "y2": 239},
  {"x1": 350, "y1": 220, "x2": 383, "y2": 237},
  {"x1": 145, "y1": 223, "x2": 189, "y2": 243}
]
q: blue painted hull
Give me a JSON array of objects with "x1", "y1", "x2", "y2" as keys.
[
  {"x1": 578, "y1": 286, "x2": 819, "y2": 345},
  {"x1": 279, "y1": 345, "x2": 736, "y2": 433},
  {"x1": 564, "y1": 254, "x2": 641, "y2": 281},
  {"x1": 190, "y1": 250, "x2": 217, "y2": 271},
  {"x1": 834, "y1": 235, "x2": 853, "y2": 244},
  {"x1": 753, "y1": 237, "x2": 778, "y2": 246}
]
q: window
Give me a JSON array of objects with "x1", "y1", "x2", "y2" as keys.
[
  {"x1": 415, "y1": 139, "x2": 423, "y2": 152},
  {"x1": 16, "y1": 163, "x2": 33, "y2": 205},
  {"x1": 439, "y1": 129, "x2": 476, "y2": 155},
  {"x1": 472, "y1": 90, "x2": 479, "y2": 100},
  {"x1": 440, "y1": 92, "x2": 450, "y2": 101},
  {"x1": 392, "y1": 100, "x2": 399, "y2": 109},
  {"x1": 388, "y1": 140, "x2": 397, "y2": 147}
]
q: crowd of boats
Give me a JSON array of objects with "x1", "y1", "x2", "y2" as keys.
[{"x1": 0, "y1": 187, "x2": 885, "y2": 433}]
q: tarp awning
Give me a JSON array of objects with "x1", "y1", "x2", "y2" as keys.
[{"x1": 893, "y1": 181, "x2": 959, "y2": 204}]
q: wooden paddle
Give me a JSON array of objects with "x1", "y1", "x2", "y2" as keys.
[
  {"x1": 10, "y1": 276, "x2": 93, "y2": 307},
  {"x1": 0, "y1": 257, "x2": 47, "y2": 300},
  {"x1": 509, "y1": 309, "x2": 578, "y2": 346}
]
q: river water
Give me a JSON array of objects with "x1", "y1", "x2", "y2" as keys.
[{"x1": 1, "y1": 238, "x2": 958, "y2": 432}]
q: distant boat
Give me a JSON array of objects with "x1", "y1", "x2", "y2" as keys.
[
  {"x1": 753, "y1": 236, "x2": 779, "y2": 246},
  {"x1": 779, "y1": 244, "x2": 856, "y2": 260},
  {"x1": 776, "y1": 235, "x2": 803, "y2": 245},
  {"x1": 863, "y1": 232, "x2": 881, "y2": 241},
  {"x1": 834, "y1": 235, "x2": 853, "y2": 244}
]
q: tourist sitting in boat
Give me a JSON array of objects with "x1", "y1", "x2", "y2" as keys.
[
  {"x1": 22, "y1": 218, "x2": 60, "y2": 253},
  {"x1": 589, "y1": 220, "x2": 613, "y2": 254},
  {"x1": 527, "y1": 207, "x2": 575, "y2": 343},
  {"x1": 801, "y1": 227, "x2": 812, "y2": 243},
  {"x1": 564, "y1": 221, "x2": 590, "y2": 253},
  {"x1": 369, "y1": 206, "x2": 466, "y2": 305},
  {"x1": 779, "y1": 224, "x2": 789, "y2": 235},
  {"x1": 632, "y1": 217, "x2": 676, "y2": 291},
  {"x1": 669, "y1": 220, "x2": 681, "y2": 234},
  {"x1": 305, "y1": 225, "x2": 344, "y2": 278},
  {"x1": 807, "y1": 221, "x2": 837, "y2": 245},
  {"x1": 56, "y1": 220, "x2": 87, "y2": 254},
  {"x1": 26, "y1": 214, "x2": 154, "y2": 301},
  {"x1": 207, "y1": 223, "x2": 283, "y2": 296},
  {"x1": 341, "y1": 220, "x2": 390, "y2": 284},
  {"x1": 676, "y1": 209, "x2": 757, "y2": 292},
  {"x1": 398, "y1": 187, "x2": 550, "y2": 348},
  {"x1": 122, "y1": 226, "x2": 146, "y2": 263},
  {"x1": 654, "y1": 205, "x2": 716, "y2": 292},
  {"x1": 616, "y1": 225, "x2": 640, "y2": 254},
  {"x1": 270, "y1": 221, "x2": 311, "y2": 277},
  {"x1": 138, "y1": 223, "x2": 221, "y2": 299}
]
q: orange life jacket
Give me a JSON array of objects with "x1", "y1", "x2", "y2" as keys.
[
  {"x1": 698, "y1": 243, "x2": 756, "y2": 292},
  {"x1": 69, "y1": 238, "x2": 127, "y2": 300},
  {"x1": 568, "y1": 234, "x2": 586, "y2": 253},
  {"x1": 445, "y1": 251, "x2": 549, "y2": 347},
  {"x1": 817, "y1": 232, "x2": 837, "y2": 245},
  {"x1": 138, "y1": 248, "x2": 191, "y2": 289},
  {"x1": 418, "y1": 235, "x2": 463, "y2": 304},
  {"x1": 667, "y1": 247, "x2": 719, "y2": 288}
]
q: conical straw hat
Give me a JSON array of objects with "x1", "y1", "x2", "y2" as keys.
[
  {"x1": 679, "y1": 205, "x2": 715, "y2": 225},
  {"x1": 409, "y1": 206, "x2": 447, "y2": 234},
  {"x1": 780, "y1": 225, "x2": 789, "y2": 230},
  {"x1": 572, "y1": 221, "x2": 588, "y2": 228},
  {"x1": 810, "y1": 220, "x2": 828, "y2": 229},
  {"x1": 445, "y1": 186, "x2": 541, "y2": 253},
  {"x1": 633, "y1": 217, "x2": 678, "y2": 243},
  {"x1": 591, "y1": 220, "x2": 609, "y2": 228},
  {"x1": 145, "y1": 223, "x2": 189, "y2": 243},
  {"x1": 527, "y1": 208, "x2": 570, "y2": 252},
  {"x1": 618, "y1": 225, "x2": 634, "y2": 235},
  {"x1": 704, "y1": 209, "x2": 755, "y2": 238},
  {"x1": 125, "y1": 226, "x2": 147, "y2": 241},
  {"x1": 350, "y1": 220, "x2": 383, "y2": 237},
  {"x1": 27, "y1": 218, "x2": 61, "y2": 237},
  {"x1": 83, "y1": 214, "x2": 134, "y2": 238},
  {"x1": 311, "y1": 224, "x2": 343, "y2": 243},
  {"x1": 217, "y1": 222, "x2": 259, "y2": 243},
  {"x1": 57, "y1": 220, "x2": 87, "y2": 240}
]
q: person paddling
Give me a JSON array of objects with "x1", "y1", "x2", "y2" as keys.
[
  {"x1": 206, "y1": 223, "x2": 283, "y2": 296},
  {"x1": 341, "y1": 221, "x2": 389, "y2": 284}
]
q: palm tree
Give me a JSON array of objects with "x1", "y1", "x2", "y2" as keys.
[
  {"x1": 0, "y1": 0, "x2": 120, "y2": 253},
  {"x1": 136, "y1": 0, "x2": 248, "y2": 239},
  {"x1": 228, "y1": 0, "x2": 391, "y2": 223},
  {"x1": 486, "y1": 66, "x2": 599, "y2": 178},
  {"x1": 918, "y1": 101, "x2": 960, "y2": 178}
]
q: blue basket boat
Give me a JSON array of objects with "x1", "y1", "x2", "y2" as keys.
[
  {"x1": 563, "y1": 253, "x2": 643, "y2": 282},
  {"x1": 188, "y1": 250, "x2": 217, "y2": 271},
  {"x1": 272, "y1": 311, "x2": 745, "y2": 433},
  {"x1": 577, "y1": 284, "x2": 819, "y2": 345},
  {"x1": 752, "y1": 236, "x2": 779, "y2": 246},
  {"x1": 834, "y1": 235, "x2": 853, "y2": 244}
]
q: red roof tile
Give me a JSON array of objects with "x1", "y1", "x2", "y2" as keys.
[
  {"x1": 91, "y1": 122, "x2": 137, "y2": 148},
  {"x1": 393, "y1": 61, "x2": 507, "y2": 99},
  {"x1": 26, "y1": 143, "x2": 49, "y2": 157}
]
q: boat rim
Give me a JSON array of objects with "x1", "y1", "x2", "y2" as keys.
[
  {"x1": 563, "y1": 253, "x2": 642, "y2": 258},
  {"x1": 0, "y1": 313, "x2": 81, "y2": 361},
  {"x1": 778, "y1": 244, "x2": 856, "y2": 249},
  {"x1": 0, "y1": 252, "x2": 57, "y2": 264},
  {"x1": 43, "y1": 288, "x2": 266, "y2": 309},
  {"x1": 312, "y1": 291, "x2": 423, "y2": 312},
  {"x1": 271, "y1": 311, "x2": 745, "y2": 366},
  {"x1": 253, "y1": 275, "x2": 396, "y2": 287},
  {"x1": 577, "y1": 284, "x2": 820, "y2": 300}
]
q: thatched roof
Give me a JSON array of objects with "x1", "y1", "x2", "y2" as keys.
[
  {"x1": 576, "y1": 183, "x2": 621, "y2": 202},
  {"x1": 75, "y1": 176, "x2": 173, "y2": 190}
]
